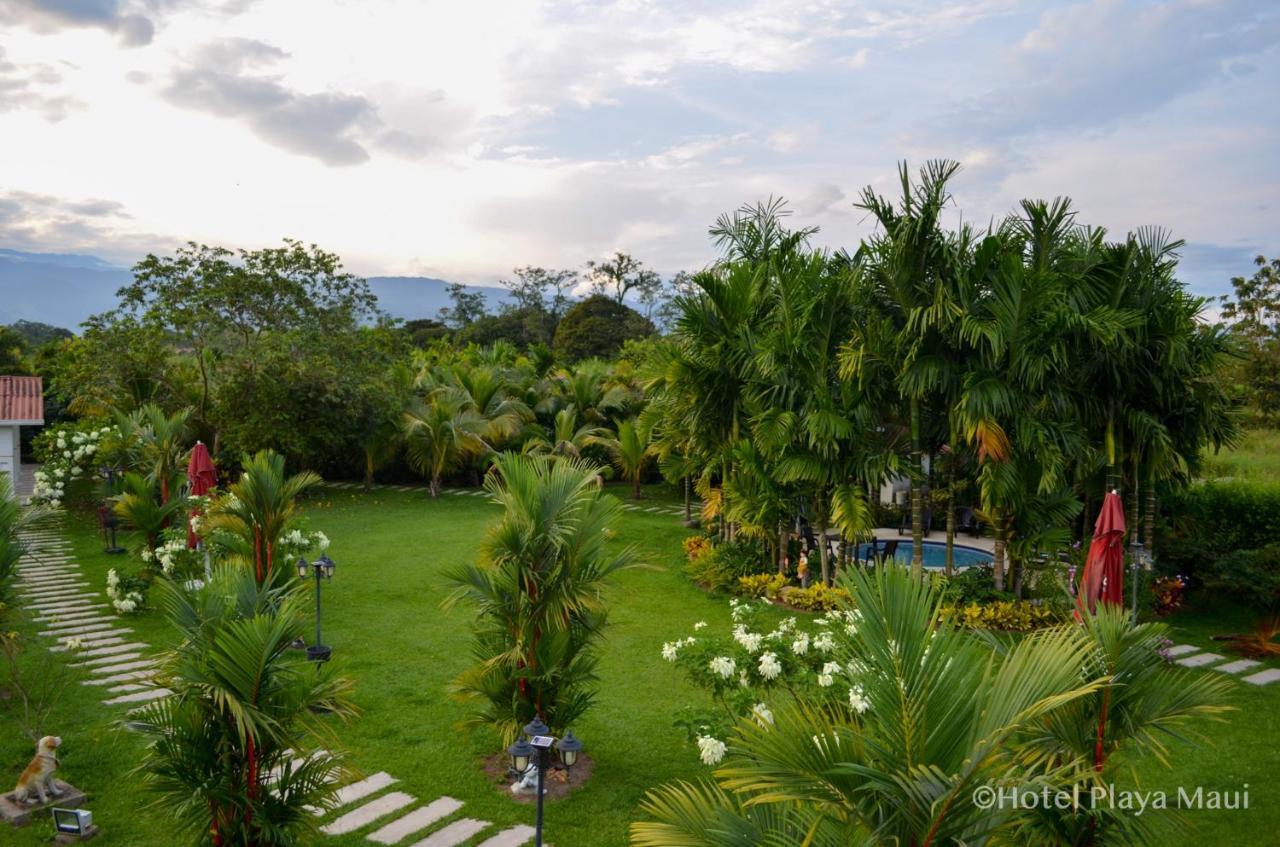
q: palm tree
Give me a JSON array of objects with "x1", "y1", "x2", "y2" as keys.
[
  {"x1": 114, "y1": 471, "x2": 186, "y2": 549},
  {"x1": 849, "y1": 161, "x2": 962, "y2": 578},
  {"x1": 523, "y1": 405, "x2": 609, "y2": 460},
  {"x1": 116, "y1": 404, "x2": 193, "y2": 502},
  {"x1": 600, "y1": 417, "x2": 651, "y2": 498},
  {"x1": 401, "y1": 393, "x2": 489, "y2": 496},
  {"x1": 203, "y1": 450, "x2": 320, "y2": 583},
  {"x1": 445, "y1": 453, "x2": 637, "y2": 742},
  {"x1": 631, "y1": 566, "x2": 1228, "y2": 845},
  {"x1": 127, "y1": 566, "x2": 355, "y2": 846}
]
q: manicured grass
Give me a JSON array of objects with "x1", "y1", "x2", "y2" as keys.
[
  {"x1": 2, "y1": 482, "x2": 1278, "y2": 845},
  {"x1": 1203, "y1": 427, "x2": 1280, "y2": 483}
]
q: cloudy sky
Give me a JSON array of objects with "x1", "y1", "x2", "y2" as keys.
[{"x1": 0, "y1": 0, "x2": 1276, "y2": 297}]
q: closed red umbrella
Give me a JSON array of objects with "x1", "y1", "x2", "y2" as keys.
[
  {"x1": 1077, "y1": 490, "x2": 1126, "y2": 615},
  {"x1": 186, "y1": 441, "x2": 217, "y2": 548}
]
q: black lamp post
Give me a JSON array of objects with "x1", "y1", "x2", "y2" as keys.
[
  {"x1": 507, "y1": 717, "x2": 584, "y2": 847},
  {"x1": 296, "y1": 554, "x2": 335, "y2": 663},
  {"x1": 1128, "y1": 539, "x2": 1149, "y2": 622},
  {"x1": 98, "y1": 465, "x2": 125, "y2": 554}
]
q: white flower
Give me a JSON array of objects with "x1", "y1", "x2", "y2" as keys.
[
  {"x1": 709, "y1": 656, "x2": 736, "y2": 679},
  {"x1": 818, "y1": 662, "x2": 840, "y2": 688},
  {"x1": 189, "y1": 515, "x2": 202, "y2": 534},
  {"x1": 739, "y1": 670, "x2": 750, "y2": 688},
  {"x1": 140, "y1": 547, "x2": 153, "y2": 562},
  {"x1": 107, "y1": 569, "x2": 120, "y2": 587},
  {"x1": 791, "y1": 633, "x2": 810, "y2": 655},
  {"x1": 661, "y1": 641, "x2": 681, "y2": 662},
  {"x1": 813, "y1": 632, "x2": 836, "y2": 653},
  {"x1": 696, "y1": 735, "x2": 727, "y2": 766},
  {"x1": 752, "y1": 703, "x2": 774, "y2": 726},
  {"x1": 314, "y1": 531, "x2": 330, "y2": 551},
  {"x1": 848, "y1": 684, "x2": 870, "y2": 713},
  {"x1": 63, "y1": 637, "x2": 83, "y2": 650},
  {"x1": 733, "y1": 625, "x2": 762, "y2": 654},
  {"x1": 758, "y1": 652, "x2": 782, "y2": 681},
  {"x1": 693, "y1": 621, "x2": 707, "y2": 630},
  {"x1": 49, "y1": 499, "x2": 61, "y2": 508}
]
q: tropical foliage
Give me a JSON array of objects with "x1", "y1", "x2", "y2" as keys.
[
  {"x1": 632, "y1": 566, "x2": 1230, "y2": 846},
  {"x1": 445, "y1": 453, "x2": 638, "y2": 742},
  {"x1": 127, "y1": 566, "x2": 355, "y2": 846}
]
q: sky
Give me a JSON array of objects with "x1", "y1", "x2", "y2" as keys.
[{"x1": 0, "y1": 0, "x2": 1276, "y2": 299}]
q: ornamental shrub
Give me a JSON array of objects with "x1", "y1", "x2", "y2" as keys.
[
  {"x1": 684, "y1": 538, "x2": 772, "y2": 593},
  {"x1": 940, "y1": 600, "x2": 1061, "y2": 631},
  {"x1": 1200, "y1": 544, "x2": 1280, "y2": 611},
  {"x1": 1160, "y1": 481, "x2": 1280, "y2": 576},
  {"x1": 736, "y1": 573, "x2": 788, "y2": 598}
]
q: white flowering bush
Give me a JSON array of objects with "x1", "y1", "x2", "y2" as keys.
[
  {"x1": 105, "y1": 566, "x2": 149, "y2": 615},
  {"x1": 31, "y1": 422, "x2": 117, "y2": 506},
  {"x1": 663, "y1": 596, "x2": 868, "y2": 758}
]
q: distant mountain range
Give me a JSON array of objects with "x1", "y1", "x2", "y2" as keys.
[{"x1": 0, "y1": 248, "x2": 513, "y2": 331}]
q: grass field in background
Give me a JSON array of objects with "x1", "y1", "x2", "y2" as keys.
[
  {"x1": 2, "y1": 481, "x2": 1277, "y2": 846},
  {"x1": 1203, "y1": 427, "x2": 1280, "y2": 483}
]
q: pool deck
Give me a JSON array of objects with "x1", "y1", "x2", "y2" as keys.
[{"x1": 870, "y1": 527, "x2": 995, "y2": 554}]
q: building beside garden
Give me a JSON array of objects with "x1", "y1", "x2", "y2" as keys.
[{"x1": 0, "y1": 375, "x2": 43, "y2": 497}]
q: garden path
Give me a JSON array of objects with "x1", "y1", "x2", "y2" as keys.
[
  {"x1": 1166, "y1": 643, "x2": 1279, "y2": 685},
  {"x1": 15, "y1": 523, "x2": 537, "y2": 846}
]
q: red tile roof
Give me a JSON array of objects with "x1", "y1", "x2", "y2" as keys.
[{"x1": 0, "y1": 376, "x2": 44, "y2": 423}]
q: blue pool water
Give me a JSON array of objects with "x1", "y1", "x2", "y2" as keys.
[{"x1": 854, "y1": 540, "x2": 993, "y2": 569}]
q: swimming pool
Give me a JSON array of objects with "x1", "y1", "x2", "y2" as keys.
[{"x1": 853, "y1": 540, "x2": 993, "y2": 569}]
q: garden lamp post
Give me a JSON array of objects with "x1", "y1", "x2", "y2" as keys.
[
  {"x1": 98, "y1": 465, "x2": 124, "y2": 554},
  {"x1": 296, "y1": 554, "x2": 335, "y2": 663},
  {"x1": 1128, "y1": 539, "x2": 1150, "y2": 622},
  {"x1": 508, "y1": 717, "x2": 584, "y2": 847}
]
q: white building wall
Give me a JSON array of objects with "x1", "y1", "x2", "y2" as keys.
[{"x1": 0, "y1": 425, "x2": 15, "y2": 495}]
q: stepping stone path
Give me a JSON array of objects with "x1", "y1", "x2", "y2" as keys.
[
  {"x1": 15, "y1": 526, "x2": 172, "y2": 708},
  {"x1": 321, "y1": 479, "x2": 697, "y2": 518},
  {"x1": 1165, "y1": 644, "x2": 1279, "y2": 686}
]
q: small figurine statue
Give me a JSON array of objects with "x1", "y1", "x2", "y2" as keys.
[
  {"x1": 510, "y1": 762, "x2": 539, "y2": 796},
  {"x1": 12, "y1": 736, "x2": 62, "y2": 806},
  {"x1": 797, "y1": 552, "x2": 810, "y2": 588}
]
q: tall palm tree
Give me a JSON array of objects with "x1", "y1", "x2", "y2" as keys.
[
  {"x1": 600, "y1": 417, "x2": 651, "y2": 498},
  {"x1": 631, "y1": 567, "x2": 1228, "y2": 846},
  {"x1": 116, "y1": 404, "x2": 193, "y2": 502},
  {"x1": 127, "y1": 566, "x2": 355, "y2": 847},
  {"x1": 114, "y1": 471, "x2": 187, "y2": 549},
  {"x1": 203, "y1": 450, "x2": 320, "y2": 583},
  {"x1": 445, "y1": 453, "x2": 637, "y2": 742},
  {"x1": 401, "y1": 393, "x2": 488, "y2": 496},
  {"x1": 849, "y1": 160, "x2": 962, "y2": 578}
]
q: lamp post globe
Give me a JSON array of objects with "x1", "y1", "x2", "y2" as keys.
[
  {"x1": 556, "y1": 730, "x2": 582, "y2": 769},
  {"x1": 508, "y1": 738, "x2": 533, "y2": 774},
  {"x1": 296, "y1": 556, "x2": 310, "y2": 579},
  {"x1": 316, "y1": 553, "x2": 336, "y2": 579}
]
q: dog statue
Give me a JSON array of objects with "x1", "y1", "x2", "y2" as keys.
[{"x1": 12, "y1": 735, "x2": 62, "y2": 806}]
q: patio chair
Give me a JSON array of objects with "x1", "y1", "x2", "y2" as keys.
[
  {"x1": 899, "y1": 507, "x2": 932, "y2": 536},
  {"x1": 956, "y1": 506, "x2": 982, "y2": 538}
]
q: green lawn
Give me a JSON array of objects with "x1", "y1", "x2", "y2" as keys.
[
  {"x1": 3, "y1": 483, "x2": 1278, "y2": 845},
  {"x1": 1203, "y1": 427, "x2": 1280, "y2": 482}
]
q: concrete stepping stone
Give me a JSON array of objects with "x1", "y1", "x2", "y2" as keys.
[
  {"x1": 42, "y1": 616, "x2": 116, "y2": 631},
  {"x1": 74, "y1": 652, "x2": 144, "y2": 668},
  {"x1": 321, "y1": 772, "x2": 399, "y2": 814},
  {"x1": 475, "y1": 826, "x2": 536, "y2": 847},
  {"x1": 83, "y1": 669, "x2": 155, "y2": 686},
  {"x1": 1216, "y1": 659, "x2": 1262, "y2": 674},
  {"x1": 1176, "y1": 653, "x2": 1225, "y2": 667},
  {"x1": 33, "y1": 608, "x2": 109, "y2": 623},
  {"x1": 1164, "y1": 644, "x2": 1199, "y2": 657},
  {"x1": 20, "y1": 578, "x2": 88, "y2": 590},
  {"x1": 1242, "y1": 668, "x2": 1280, "y2": 686},
  {"x1": 103, "y1": 687, "x2": 170, "y2": 706},
  {"x1": 20, "y1": 567, "x2": 80, "y2": 578},
  {"x1": 367, "y1": 797, "x2": 463, "y2": 844},
  {"x1": 23, "y1": 585, "x2": 93, "y2": 600},
  {"x1": 321, "y1": 791, "x2": 416, "y2": 835},
  {"x1": 28, "y1": 599, "x2": 103, "y2": 612},
  {"x1": 89, "y1": 658, "x2": 158, "y2": 675},
  {"x1": 38, "y1": 622, "x2": 119, "y2": 637},
  {"x1": 52, "y1": 635, "x2": 130, "y2": 653},
  {"x1": 69, "y1": 641, "x2": 147, "y2": 658},
  {"x1": 408, "y1": 818, "x2": 489, "y2": 847},
  {"x1": 107, "y1": 683, "x2": 149, "y2": 694}
]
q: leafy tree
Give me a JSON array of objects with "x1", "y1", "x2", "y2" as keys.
[
  {"x1": 524, "y1": 406, "x2": 609, "y2": 460},
  {"x1": 439, "y1": 282, "x2": 488, "y2": 329},
  {"x1": 127, "y1": 566, "x2": 355, "y2": 847},
  {"x1": 1220, "y1": 255, "x2": 1280, "y2": 419},
  {"x1": 553, "y1": 295, "x2": 654, "y2": 362},
  {"x1": 402, "y1": 318, "x2": 450, "y2": 347},
  {"x1": 445, "y1": 453, "x2": 637, "y2": 741},
  {"x1": 0, "y1": 325, "x2": 28, "y2": 373},
  {"x1": 586, "y1": 252, "x2": 660, "y2": 305}
]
